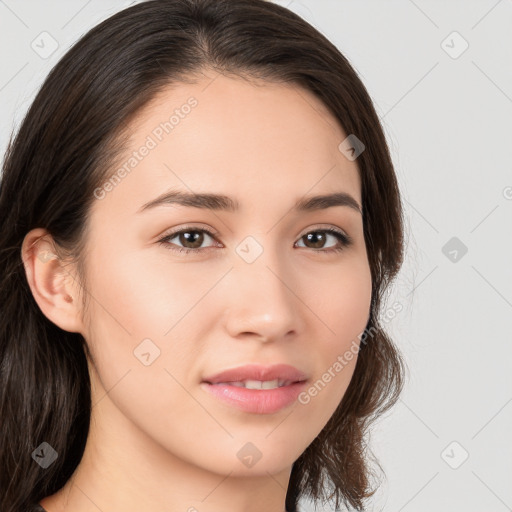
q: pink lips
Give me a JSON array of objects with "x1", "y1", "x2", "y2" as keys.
[
  {"x1": 202, "y1": 363, "x2": 308, "y2": 385},
  {"x1": 201, "y1": 363, "x2": 309, "y2": 414}
]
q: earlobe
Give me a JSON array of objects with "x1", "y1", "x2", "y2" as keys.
[{"x1": 20, "y1": 227, "x2": 84, "y2": 333}]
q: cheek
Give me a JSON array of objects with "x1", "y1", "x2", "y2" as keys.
[
  {"x1": 309, "y1": 254, "x2": 373, "y2": 341},
  {"x1": 84, "y1": 242, "x2": 222, "y2": 341},
  {"x1": 81, "y1": 247, "x2": 211, "y2": 439},
  {"x1": 301, "y1": 257, "x2": 372, "y2": 413},
  {"x1": 81, "y1": 245, "x2": 222, "y2": 401}
]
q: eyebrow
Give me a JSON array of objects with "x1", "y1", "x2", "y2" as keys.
[{"x1": 138, "y1": 189, "x2": 362, "y2": 215}]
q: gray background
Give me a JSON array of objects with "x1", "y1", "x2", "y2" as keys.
[{"x1": 1, "y1": 1, "x2": 511, "y2": 511}]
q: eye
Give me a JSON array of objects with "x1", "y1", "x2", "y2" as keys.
[
  {"x1": 295, "y1": 227, "x2": 352, "y2": 253},
  {"x1": 157, "y1": 225, "x2": 220, "y2": 254},
  {"x1": 157, "y1": 225, "x2": 352, "y2": 255}
]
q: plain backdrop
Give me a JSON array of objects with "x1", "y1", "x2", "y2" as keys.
[{"x1": 1, "y1": 1, "x2": 511, "y2": 511}]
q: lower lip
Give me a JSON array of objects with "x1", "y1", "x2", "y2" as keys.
[{"x1": 200, "y1": 381, "x2": 308, "y2": 414}]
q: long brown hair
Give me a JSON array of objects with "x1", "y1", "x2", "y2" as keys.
[{"x1": 0, "y1": 1, "x2": 406, "y2": 510}]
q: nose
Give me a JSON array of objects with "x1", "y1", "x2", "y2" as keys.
[{"x1": 221, "y1": 249, "x2": 305, "y2": 343}]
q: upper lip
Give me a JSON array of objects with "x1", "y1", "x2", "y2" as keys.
[{"x1": 202, "y1": 364, "x2": 308, "y2": 384}]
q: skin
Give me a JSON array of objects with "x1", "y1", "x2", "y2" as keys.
[{"x1": 22, "y1": 72, "x2": 372, "y2": 512}]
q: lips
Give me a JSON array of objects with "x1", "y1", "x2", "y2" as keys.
[
  {"x1": 202, "y1": 363, "x2": 308, "y2": 386},
  {"x1": 200, "y1": 380, "x2": 309, "y2": 414}
]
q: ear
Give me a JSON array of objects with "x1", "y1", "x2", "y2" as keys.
[{"x1": 21, "y1": 227, "x2": 85, "y2": 333}]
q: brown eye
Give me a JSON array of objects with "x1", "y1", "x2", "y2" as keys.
[
  {"x1": 176, "y1": 230, "x2": 206, "y2": 249},
  {"x1": 303, "y1": 232, "x2": 328, "y2": 249},
  {"x1": 296, "y1": 228, "x2": 352, "y2": 253},
  {"x1": 158, "y1": 227, "x2": 219, "y2": 254}
]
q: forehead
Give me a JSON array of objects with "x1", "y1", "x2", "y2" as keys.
[{"x1": 94, "y1": 73, "x2": 362, "y2": 217}]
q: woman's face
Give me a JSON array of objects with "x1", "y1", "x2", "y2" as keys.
[{"x1": 76, "y1": 73, "x2": 372, "y2": 478}]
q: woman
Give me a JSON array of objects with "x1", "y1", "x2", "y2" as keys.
[{"x1": 0, "y1": 1, "x2": 406, "y2": 511}]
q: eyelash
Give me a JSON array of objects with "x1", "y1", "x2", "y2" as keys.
[{"x1": 157, "y1": 225, "x2": 353, "y2": 255}]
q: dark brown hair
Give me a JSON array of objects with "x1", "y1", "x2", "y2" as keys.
[{"x1": 0, "y1": 1, "x2": 406, "y2": 510}]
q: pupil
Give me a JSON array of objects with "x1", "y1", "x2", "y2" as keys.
[
  {"x1": 180, "y1": 231, "x2": 203, "y2": 248},
  {"x1": 306, "y1": 232, "x2": 325, "y2": 248}
]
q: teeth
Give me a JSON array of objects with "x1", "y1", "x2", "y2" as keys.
[
  {"x1": 215, "y1": 379, "x2": 291, "y2": 389},
  {"x1": 246, "y1": 379, "x2": 279, "y2": 390}
]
